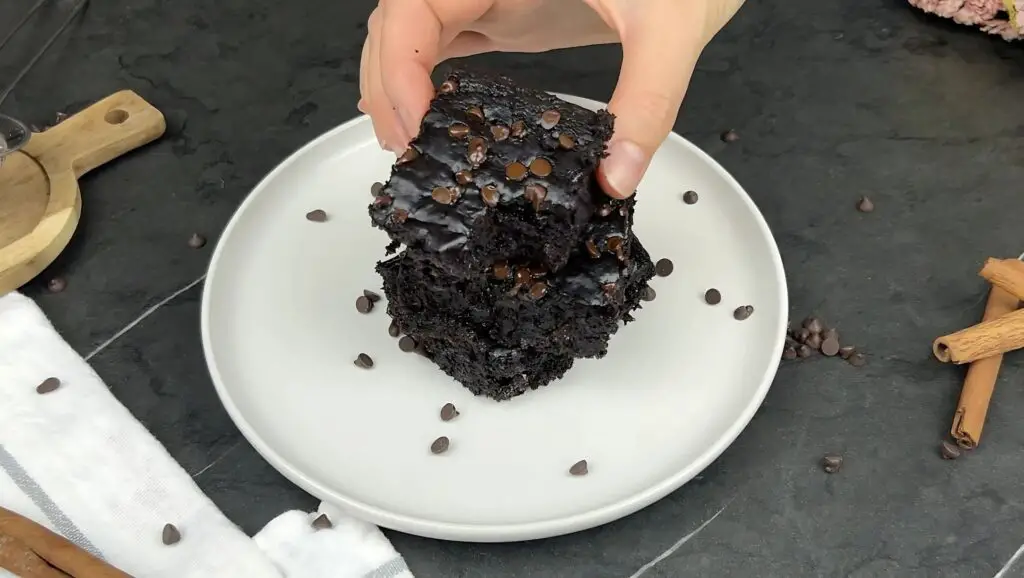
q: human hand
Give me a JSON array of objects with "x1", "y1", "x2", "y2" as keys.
[{"x1": 359, "y1": 0, "x2": 744, "y2": 198}]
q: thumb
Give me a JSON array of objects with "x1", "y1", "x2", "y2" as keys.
[{"x1": 595, "y1": 1, "x2": 705, "y2": 198}]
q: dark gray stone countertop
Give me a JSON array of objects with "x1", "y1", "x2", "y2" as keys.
[{"x1": 3, "y1": 0, "x2": 1024, "y2": 575}]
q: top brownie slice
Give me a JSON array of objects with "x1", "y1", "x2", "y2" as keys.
[{"x1": 368, "y1": 69, "x2": 624, "y2": 279}]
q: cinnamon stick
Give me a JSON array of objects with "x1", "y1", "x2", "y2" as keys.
[
  {"x1": 933, "y1": 307, "x2": 1024, "y2": 364},
  {"x1": 979, "y1": 258, "x2": 1024, "y2": 301},
  {"x1": 0, "y1": 506, "x2": 132, "y2": 578},
  {"x1": 0, "y1": 532, "x2": 71, "y2": 577},
  {"x1": 950, "y1": 285, "x2": 1021, "y2": 448}
]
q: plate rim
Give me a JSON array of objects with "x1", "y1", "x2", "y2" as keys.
[{"x1": 200, "y1": 94, "x2": 788, "y2": 542}]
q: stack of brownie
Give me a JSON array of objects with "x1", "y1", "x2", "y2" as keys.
[{"x1": 368, "y1": 71, "x2": 655, "y2": 401}]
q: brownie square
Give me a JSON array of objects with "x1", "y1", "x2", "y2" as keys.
[{"x1": 368, "y1": 70, "x2": 630, "y2": 279}]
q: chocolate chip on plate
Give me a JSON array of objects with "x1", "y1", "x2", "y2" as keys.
[
  {"x1": 733, "y1": 305, "x2": 754, "y2": 321},
  {"x1": 371, "y1": 182, "x2": 384, "y2": 197},
  {"x1": 36, "y1": 377, "x2": 61, "y2": 394},
  {"x1": 838, "y1": 345, "x2": 856, "y2": 359},
  {"x1": 803, "y1": 317, "x2": 823, "y2": 334},
  {"x1": 704, "y1": 288, "x2": 722, "y2": 305},
  {"x1": 399, "y1": 335, "x2": 418, "y2": 353},
  {"x1": 857, "y1": 196, "x2": 874, "y2": 213},
  {"x1": 47, "y1": 277, "x2": 67, "y2": 293},
  {"x1": 356, "y1": 296, "x2": 374, "y2": 314},
  {"x1": 311, "y1": 514, "x2": 333, "y2": 530},
  {"x1": 188, "y1": 233, "x2": 206, "y2": 249},
  {"x1": 940, "y1": 440, "x2": 961, "y2": 460},
  {"x1": 306, "y1": 209, "x2": 328, "y2": 222},
  {"x1": 821, "y1": 336, "x2": 841, "y2": 357},
  {"x1": 430, "y1": 436, "x2": 450, "y2": 454},
  {"x1": 569, "y1": 460, "x2": 589, "y2": 476},
  {"x1": 353, "y1": 353, "x2": 374, "y2": 369},
  {"x1": 162, "y1": 523, "x2": 181, "y2": 545},
  {"x1": 363, "y1": 290, "x2": 381, "y2": 303},
  {"x1": 682, "y1": 190, "x2": 699, "y2": 205},
  {"x1": 822, "y1": 454, "x2": 843, "y2": 474},
  {"x1": 440, "y1": 403, "x2": 459, "y2": 422},
  {"x1": 655, "y1": 258, "x2": 674, "y2": 277},
  {"x1": 388, "y1": 320, "x2": 400, "y2": 338},
  {"x1": 642, "y1": 286, "x2": 656, "y2": 302},
  {"x1": 721, "y1": 129, "x2": 739, "y2": 143},
  {"x1": 539, "y1": 109, "x2": 561, "y2": 129}
]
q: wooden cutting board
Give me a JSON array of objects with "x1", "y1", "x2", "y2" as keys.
[{"x1": 0, "y1": 90, "x2": 166, "y2": 294}]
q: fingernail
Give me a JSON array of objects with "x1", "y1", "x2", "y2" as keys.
[{"x1": 602, "y1": 140, "x2": 647, "y2": 198}]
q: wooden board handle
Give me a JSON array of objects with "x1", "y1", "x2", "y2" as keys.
[{"x1": 24, "y1": 90, "x2": 166, "y2": 179}]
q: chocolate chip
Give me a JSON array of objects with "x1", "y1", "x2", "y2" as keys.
[
  {"x1": 448, "y1": 122, "x2": 470, "y2": 139},
  {"x1": 481, "y1": 184, "x2": 499, "y2": 207},
  {"x1": 805, "y1": 332, "x2": 822, "y2": 349},
  {"x1": 374, "y1": 194, "x2": 393, "y2": 207},
  {"x1": 803, "y1": 317, "x2": 823, "y2": 334},
  {"x1": 847, "y1": 352, "x2": 867, "y2": 367},
  {"x1": 940, "y1": 440, "x2": 961, "y2": 460},
  {"x1": 558, "y1": 134, "x2": 575, "y2": 150},
  {"x1": 47, "y1": 277, "x2": 67, "y2": 293},
  {"x1": 399, "y1": 335, "x2": 417, "y2": 353},
  {"x1": 529, "y1": 158, "x2": 553, "y2": 178},
  {"x1": 539, "y1": 109, "x2": 561, "y2": 130},
  {"x1": 797, "y1": 344, "x2": 813, "y2": 358},
  {"x1": 440, "y1": 403, "x2": 459, "y2": 422},
  {"x1": 431, "y1": 186, "x2": 457, "y2": 205},
  {"x1": 371, "y1": 182, "x2": 384, "y2": 197},
  {"x1": 528, "y1": 282, "x2": 548, "y2": 300},
  {"x1": 822, "y1": 454, "x2": 843, "y2": 474},
  {"x1": 655, "y1": 258, "x2": 674, "y2": 277},
  {"x1": 36, "y1": 377, "x2": 61, "y2": 394},
  {"x1": 514, "y1": 268, "x2": 532, "y2": 287},
  {"x1": 311, "y1": 514, "x2": 333, "y2": 530},
  {"x1": 363, "y1": 290, "x2": 381, "y2": 303},
  {"x1": 782, "y1": 347, "x2": 798, "y2": 360},
  {"x1": 438, "y1": 79, "x2": 457, "y2": 94},
  {"x1": 490, "y1": 125, "x2": 510, "y2": 141},
  {"x1": 493, "y1": 261, "x2": 510, "y2": 280},
  {"x1": 391, "y1": 209, "x2": 409, "y2": 224},
  {"x1": 354, "y1": 353, "x2": 374, "y2": 369},
  {"x1": 721, "y1": 129, "x2": 739, "y2": 143},
  {"x1": 704, "y1": 288, "x2": 721, "y2": 305},
  {"x1": 823, "y1": 327, "x2": 839, "y2": 342},
  {"x1": 430, "y1": 436, "x2": 450, "y2": 454},
  {"x1": 356, "y1": 296, "x2": 374, "y2": 314},
  {"x1": 569, "y1": 460, "x2": 588, "y2": 476},
  {"x1": 455, "y1": 170, "x2": 473, "y2": 185},
  {"x1": 524, "y1": 183, "x2": 547, "y2": 211},
  {"x1": 585, "y1": 239, "x2": 600, "y2": 259},
  {"x1": 838, "y1": 345, "x2": 856, "y2": 359},
  {"x1": 733, "y1": 305, "x2": 754, "y2": 320},
  {"x1": 682, "y1": 191, "x2": 699, "y2": 205},
  {"x1": 388, "y1": 320, "x2": 400, "y2": 338},
  {"x1": 397, "y1": 147, "x2": 419, "y2": 164},
  {"x1": 505, "y1": 161, "x2": 528, "y2": 181},
  {"x1": 797, "y1": 328, "x2": 811, "y2": 343},
  {"x1": 857, "y1": 196, "x2": 874, "y2": 213},
  {"x1": 598, "y1": 205, "x2": 614, "y2": 217},
  {"x1": 467, "y1": 106, "x2": 484, "y2": 122},
  {"x1": 601, "y1": 283, "x2": 618, "y2": 300},
  {"x1": 188, "y1": 233, "x2": 207, "y2": 249},
  {"x1": 510, "y1": 120, "x2": 526, "y2": 137},
  {"x1": 467, "y1": 137, "x2": 488, "y2": 166},
  {"x1": 162, "y1": 523, "x2": 181, "y2": 545},
  {"x1": 305, "y1": 210, "x2": 327, "y2": 223},
  {"x1": 641, "y1": 286, "x2": 656, "y2": 301},
  {"x1": 821, "y1": 336, "x2": 841, "y2": 357}
]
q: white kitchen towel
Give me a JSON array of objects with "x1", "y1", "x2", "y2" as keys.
[{"x1": 0, "y1": 291, "x2": 412, "y2": 578}]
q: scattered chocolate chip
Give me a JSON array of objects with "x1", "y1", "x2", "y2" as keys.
[
  {"x1": 490, "y1": 125, "x2": 510, "y2": 141},
  {"x1": 510, "y1": 120, "x2": 526, "y2": 137},
  {"x1": 642, "y1": 286, "x2": 657, "y2": 301},
  {"x1": 821, "y1": 336, "x2": 841, "y2": 357},
  {"x1": 505, "y1": 161, "x2": 528, "y2": 181},
  {"x1": 528, "y1": 282, "x2": 548, "y2": 300},
  {"x1": 306, "y1": 209, "x2": 327, "y2": 222},
  {"x1": 432, "y1": 186, "x2": 457, "y2": 205},
  {"x1": 47, "y1": 277, "x2": 67, "y2": 293},
  {"x1": 374, "y1": 194, "x2": 393, "y2": 207},
  {"x1": 440, "y1": 403, "x2": 459, "y2": 422},
  {"x1": 569, "y1": 460, "x2": 588, "y2": 476},
  {"x1": 448, "y1": 122, "x2": 470, "y2": 139},
  {"x1": 655, "y1": 258, "x2": 674, "y2": 277},
  {"x1": 467, "y1": 137, "x2": 488, "y2": 166},
  {"x1": 797, "y1": 344, "x2": 813, "y2": 358},
  {"x1": 188, "y1": 233, "x2": 207, "y2": 249},
  {"x1": 391, "y1": 209, "x2": 409, "y2": 224},
  {"x1": 354, "y1": 353, "x2": 374, "y2": 369},
  {"x1": 782, "y1": 347, "x2": 797, "y2": 360},
  {"x1": 797, "y1": 328, "x2": 811, "y2": 343},
  {"x1": 806, "y1": 332, "x2": 823, "y2": 349},
  {"x1": 388, "y1": 320, "x2": 400, "y2": 338},
  {"x1": 162, "y1": 523, "x2": 181, "y2": 545},
  {"x1": 539, "y1": 109, "x2": 561, "y2": 130},
  {"x1": 585, "y1": 239, "x2": 601, "y2": 259},
  {"x1": 733, "y1": 305, "x2": 754, "y2": 321},
  {"x1": 467, "y1": 106, "x2": 484, "y2": 122},
  {"x1": 36, "y1": 377, "x2": 61, "y2": 394},
  {"x1": 803, "y1": 317, "x2": 823, "y2": 334},
  {"x1": 399, "y1": 335, "x2": 418, "y2": 353},
  {"x1": 493, "y1": 261, "x2": 510, "y2": 280},
  {"x1": 838, "y1": 345, "x2": 855, "y2": 359},
  {"x1": 356, "y1": 296, "x2": 374, "y2": 314},
  {"x1": 823, "y1": 327, "x2": 839, "y2": 342},
  {"x1": 857, "y1": 196, "x2": 874, "y2": 213},
  {"x1": 704, "y1": 288, "x2": 722, "y2": 305},
  {"x1": 311, "y1": 514, "x2": 333, "y2": 530},
  {"x1": 721, "y1": 129, "x2": 739, "y2": 143},
  {"x1": 940, "y1": 440, "x2": 961, "y2": 460},
  {"x1": 363, "y1": 290, "x2": 381, "y2": 303},
  {"x1": 524, "y1": 183, "x2": 547, "y2": 211},
  {"x1": 847, "y1": 353, "x2": 867, "y2": 367},
  {"x1": 558, "y1": 134, "x2": 575, "y2": 150},
  {"x1": 822, "y1": 454, "x2": 843, "y2": 474},
  {"x1": 438, "y1": 79, "x2": 457, "y2": 94},
  {"x1": 481, "y1": 184, "x2": 500, "y2": 207},
  {"x1": 455, "y1": 170, "x2": 473, "y2": 185},
  {"x1": 397, "y1": 147, "x2": 419, "y2": 164},
  {"x1": 371, "y1": 182, "x2": 384, "y2": 197},
  {"x1": 529, "y1": 157, "x2": 553, "y2": 177},
  {"x1": 682, "y1": 191, "x2": 699, "y2": 205},
  {"x1": 430, "y1": 436, "x2": 450, "y2": 454}
]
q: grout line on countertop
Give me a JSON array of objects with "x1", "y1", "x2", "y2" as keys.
[
  {"x1": 994, "y1": 541, "x2": 1024, "y2": 578},
  {"x1": 625, "y1": 501, "x2": 731, "y2": 578},
  {"x1": 191, "y1": 440, "x2": 241, "y2": 479}
]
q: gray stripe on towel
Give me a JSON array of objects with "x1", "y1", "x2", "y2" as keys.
[
  {"x1": 0, "y1": 443, "x2": 104, "y2": 559},
  {"x1": 365, "y1": 556, "x2": 411, "y2": 578}
]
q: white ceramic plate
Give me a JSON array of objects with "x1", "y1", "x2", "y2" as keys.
[{"x1": 201, "y1": 94, "x2": 787, "y2": 542}]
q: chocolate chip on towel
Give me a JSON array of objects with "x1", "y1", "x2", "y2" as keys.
[
  {"x1": 36, "y1": 377, "x2": 61, "y2": 394},
  {"x1": 311, "y1": 514, "x2": 333, "y2": 530},
  {"x1": 162, "y1": 523, "x2": 181, "y2": 545}
]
